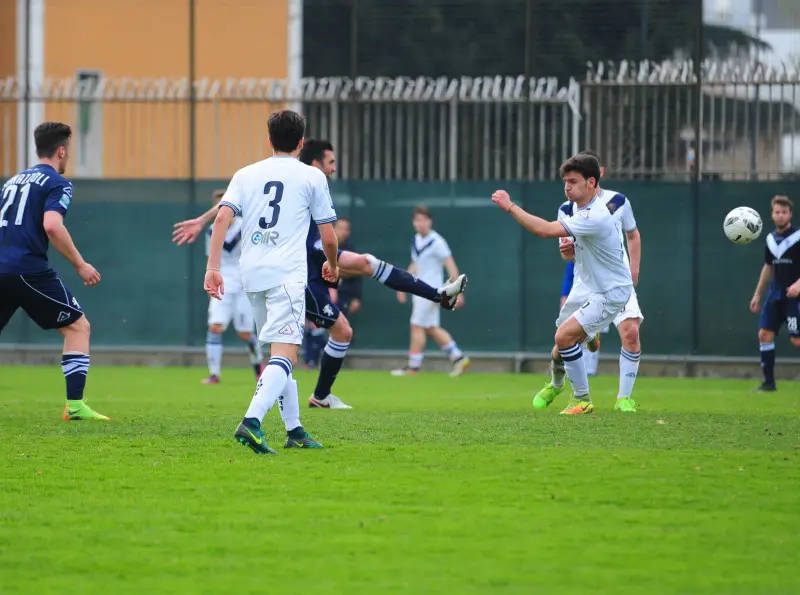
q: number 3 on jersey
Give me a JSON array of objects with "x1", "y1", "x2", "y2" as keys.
[
  {"x1": 259, "y1": 181, "x2": 284, "y2": 230},
  {"x1": 0, "y1": 183, "x2": 31, "y2": 228}
]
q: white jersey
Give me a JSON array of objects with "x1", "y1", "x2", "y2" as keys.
[
  {"x1": 557, "y1": 195, "x2": 632, "y2": 293},
  {"x1": 219, "y1": 156, "x2": 337, "y2": 293},
  {"x1": 205, "y1": 216, "x2": 244, "y2": 293},
  {"x1": 559, "y1": 188, "x2": 637, "y2": 287},
  {"x1": 410, "y1": 230, "x2": 451, "y2": 288}
]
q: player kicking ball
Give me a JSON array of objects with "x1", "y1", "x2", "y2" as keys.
[
  {"x1": 0, "y1": 122, "x2": 108, "y2": 420},
  {"x1": 206, "y1": 110, "x2": 336, "y2": 453},
  {"x1": 492, "y1": 153, "x2": 634, "y2": 414}
]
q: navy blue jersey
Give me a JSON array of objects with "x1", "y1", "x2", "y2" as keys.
[
  {"x1": 0, "y1": 164, "x2": 73, "y2": 274},
  {"x1": 765, "y1": 226, "x2": 800, "y2": 296},
  {"x1": 306, "y1": 219, "x2": 324, "y2": 283}
]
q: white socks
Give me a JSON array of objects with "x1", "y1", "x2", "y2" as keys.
[
  {"x1": 206, "y1": 331, "x2": 223, "y2": 377},
  {"x1": 278, "y1": 375, "x2": 301, "y2": 432},
  {"x1": 244, "y1": 356, "x2": 292, "y2": 422},
  {"x1": 558, "y1": 344, "x2": 589, "y2": 398},
  {"x1": 618, "y1": 349, "x2": 641, "y2": 399}
]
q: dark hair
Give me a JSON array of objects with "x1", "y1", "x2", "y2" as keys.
[
  {"x1": 580, "y1": 149, "x2": 603, "y2": 166},
  {"x1": 34, "y1": 122, "x2": 72, "y2": 158},
  {"x1": 559, "y1": 154, "x2": 601, "y2": 185},
  {"x1": 212, "y1": 189, "x2": 226, "y2": 200},
  {"x1": 267, "y1": 110, "x2": 307, "y2": 153},
  {"x1": 772, "y1": 195, "x2": 793, "y2": 212},
  {"x1": 413, "y1": 205, "x2": 432, "y2": 220},
  {"x1": 299, "y1": 139, "x2": 334, "y2": 165},
  {"x1": 336, "y1": 217, "x2": 350, "y2": 225}
]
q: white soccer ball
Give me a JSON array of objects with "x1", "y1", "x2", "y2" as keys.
[{"x1": 723, "y1": 207, "x2": 763, "y2": 245}]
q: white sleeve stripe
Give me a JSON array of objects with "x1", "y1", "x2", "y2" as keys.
[
  {"x1": 219, "y1": 201, "x2": 240, "y2": 215},
  {"x1": 315, "y1": 216, "x2": 338, "y2": 224},
  {"x1": 560, "y1": 221, "x2": 573, "y2": 237}
]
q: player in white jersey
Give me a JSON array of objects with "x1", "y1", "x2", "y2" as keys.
[
  {"x1": 550, "y1": 150, "x2": 643, "y2": 412},
  {"x1": 205, "y1": 110, "x2": 339, "y2": 454},
  {"x1": 201, "y1": 190, "x2": 264, "y2": 385},
  {"x1": 492, "y1": 153, "x2": 633, "y2": 414},
  {"x1": 392, "y1": 206, "x2": 470, "y2": 376}
]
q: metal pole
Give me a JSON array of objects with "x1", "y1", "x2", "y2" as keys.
[
  {"x1": 186, "y1": 0, "x2": 197, "y2": 348},
  {"x1": 23, "y1": 0, "x2": 31, "y2": 167},
  {"x1": 520, "y1": 0, "x2": 533, "y2": 352},
  {"x1": 349, "y1": 0, "x2": 359, "y2": 80},
  {"x1": 750, "y1": 0, "x2": 763, "y2": 179},
  {"x1": 640, "y1": 0, "x2": 650, "y2": 59},
  {"x1": 690, "y1": 11, "x2": 704, "y2": 355}
]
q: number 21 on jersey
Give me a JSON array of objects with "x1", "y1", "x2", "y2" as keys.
[
  {"x1": 259, "y1": 181, "x2": 283, "y2": 230},
  {"x1": 0, "y1": 183, "x2": 31, "y2": 227}
]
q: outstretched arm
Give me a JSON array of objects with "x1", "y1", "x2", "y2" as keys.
[
  {"x1": 492, "y1": 191, "x2": 568, "y2": 238},
  {"x1": 173, "y1": 204, "x2": 220, "y2": 245}
]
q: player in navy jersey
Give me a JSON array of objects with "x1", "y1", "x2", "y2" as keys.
[
  {"x1": 0, "y1": 122, "x2": 108, "y2": 420},
  {"x1": 173, "y1": 139, "x2": 467, "y2": 410},
  {"x1": 749, "y1": 195, "x2": 800, "y2": 391}
]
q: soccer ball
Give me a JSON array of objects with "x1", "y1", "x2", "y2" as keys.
[{"x1": 723, "y1": 207, "x2": 763, "y2": 245}]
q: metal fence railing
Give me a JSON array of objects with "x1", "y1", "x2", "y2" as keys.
[
  {"x1": 2, "y1": 59, "x2": 800, "y2": 181},
  {"x1": 584, "y1": 59, "x2": 800, "y2": 180}
]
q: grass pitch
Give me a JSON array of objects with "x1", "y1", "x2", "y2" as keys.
[{"x1": 0, "y1": 366, "x2": 798, "y2": 594}]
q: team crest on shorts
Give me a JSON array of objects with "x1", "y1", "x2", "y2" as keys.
[{"x1": 278, "y1": 324, "x2": 294, "y2": 336}]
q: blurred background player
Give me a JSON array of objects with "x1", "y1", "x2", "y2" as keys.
[
  {"x1": 550, "y1": 150, "x2": 643, "y2": 411},
  {"x1": 206, "y1": 109, "x2": 336, "y2": 454},
  {"x1": 392, "y1": 206, "x2": 470, "y2": 377},
  {"x1": 202, "y1": 190, "x2": 264, "y2": 385},
  {"x1": 560, "y1": 260, "x2": 602, "y2": 375},
  {"x1": 749, "y1": 195, "x2": 800, "y2": 392},
  {"x1": 0, "y1": 122, "x2": 107, "y2": 421}
]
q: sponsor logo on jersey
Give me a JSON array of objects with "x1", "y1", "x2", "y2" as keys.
[{"x1": 251, "y1": 231, "x2": 280, "y2": 246}]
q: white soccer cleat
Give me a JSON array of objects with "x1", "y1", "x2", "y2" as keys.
[
  {"x1": 449, "y1": 356, "x2": 471, "y2": 377},
  {"x1": 308, "y1": 393, "x2": 353, "y2": 409},
  {"x1": 438, "y1": 274, "x2": 468, "y2": 311}
]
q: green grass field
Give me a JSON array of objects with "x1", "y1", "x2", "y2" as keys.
[{"x1": 1, "y1": 366, "x2": 798, "y2": 594}]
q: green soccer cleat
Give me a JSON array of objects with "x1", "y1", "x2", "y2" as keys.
[
  {"x1": 614, "y1": 397, "x2": 638, "y2": 412},
  {"x1": 285, "y1": 431, "x2": 323, "y2": 449},
  {"x1": 533, "y1": 381, "x2": 564, "y2": 409},
  {"x1": 234, "y1": 422, "x2": 277, "y2": 455},
  {"x1": 62, "y1": 401, "x2": 110, "y2": 421}
]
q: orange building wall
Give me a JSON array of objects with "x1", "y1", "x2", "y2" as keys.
[
  {"x1": 0, "y1": 0, "x2": 17, "y2": 176},
  {"x1": 43, "y1": 0, "x2": 289, "y2": 178}
]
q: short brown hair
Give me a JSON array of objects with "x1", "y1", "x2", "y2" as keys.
[
  {"x1": 212, "y1": 189, "x2": 225, "y2": 200},
  {"x1": 559, "y1": 154, "x2": 601, "y2": 184},
  {"x1": 413, "y1": 205, "x2": 432, "y2": 220},
  {"x1": 267, "y1": 109, "x2": 306, "y2": 153},
  {"x1": 771, "y1": 195, "x2": 793, "y2": 212}
]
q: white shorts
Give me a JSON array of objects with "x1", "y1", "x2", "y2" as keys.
[
  {"x1": 247, "y1": 282, "x2": 306, "y2": 345},
  {"x1": 208, "y1": 290, "x2": 255, "y2": 333},
  {"x1": 410, "y1": 295, "x2": 440, "y2": 329},
  {"x1": 556, "y1": 285, "x2": 633, "y2": 337}
]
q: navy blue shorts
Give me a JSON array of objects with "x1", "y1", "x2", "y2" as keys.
[
  {"x1": 305, "y1": 280, "x2": 341, "y2": 330},
  {"x1": 759, "y1": 296, "x2": 800, "y2": 336},
  {"x1": 0, "y1": 269, "x2": 84, "y2": 333}
]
